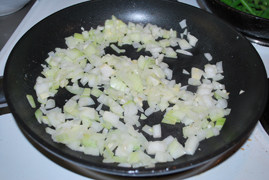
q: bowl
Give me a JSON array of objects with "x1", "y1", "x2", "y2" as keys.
[
  {"x1": 200, "y1": 0, "x2": 269, "y2": 46},
  {"x1": 0, "y1": 0, "x2": 30, "y2": 16}
]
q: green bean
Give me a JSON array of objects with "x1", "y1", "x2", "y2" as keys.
[
  {"x1": 240, "y1": 0, "x2": 257, "y2": 15},
  {"x1": 220, "y1": 0, "x2": 269, "y2": 19},
  {"x1": 232, "y1": 0, "x2": 241, "y2": 6}
]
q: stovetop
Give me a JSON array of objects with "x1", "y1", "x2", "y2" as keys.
[{"x1": 0, "y1": 0, "x2": 268, "y2": 179}]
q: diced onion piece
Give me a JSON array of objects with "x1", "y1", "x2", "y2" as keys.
[
  {"x1": 26, "y1": 94, "x2": 36, "y2": 108},
  {"x1": 168, "y1": 138, "x2": 186, "y2": 159},
  {"x1": 204, "y1": 64, "x2": 217, "y2": 78},
  {"x1": 152, "y1": 124, "x2": 162, "y2": 138},
  {"x1": 147, "y1": 141, "x2": 167, "y2": 155},
  {"x1": 179, "y1": 19, "x2": 187, "y2": 29},
  {"x1": 184, "y1": 136, "x2": 199, "y2": 155},
  {"x1": 204, "y1": 53, "x2": 213, "y2": 61},
  {"x1": 110, "y1": 77, "x2": 127, "y2": 92},
  {"x1": 178, "y1": 39, "x2": 192, "y2": 50},
  {"x1": 100, "y1": 64, "x2": 115, "y2": 78},
  {"x1": 216, "y1": 61, "x2": 223, "y2": 73},
  {"x1": 155, "y1": 151, "x2": 173, "y2": 162},
  {"x1": 145, "y1": 107, "x2": 155, "y2": 116},
  {"x1": 103, "y1": 111, "x2": 120, "y2": 127},
  {"x1": 187, "y1": 33, "x2": 198, "y2": 47},
  {"x1": 35, "y1": 109, "x2": 43, "y2": 124},
  {"x1": 163, "y1": 135, "x2": 175, "y2": 145},
  {"x1": 188, "y1": 78, "x2": 201, "y2": 86},
  {"x1": 78, "y1": 97, "x2": 95, "y2": 107},
  {"x1": 182, "y1": 69, "x2": 190, "y2": 75},
  {"x1": 140, "y1": 113, "x2": 147, "y2": 120},
  {"x1": 191, "y1": 67, "x2": 204, "y2": 80},
  {"x1": 110, "y1": 44, "x2": 126, "y2": 53},
  {"x1": 176, "y1": 49, "x2": 193, "y2": 56},
  {"x1": 142, "y1": 125, "x2": 153, "y2": 136},
  {"x1": 45, "y1": 99, "x2": 55, "y2": 109},
  {"x1": 215, "y1": 117, "x2": 226, "y2": 130}
]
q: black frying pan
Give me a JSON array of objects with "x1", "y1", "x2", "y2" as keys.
[{"x1": 2, "y1": 0, "x2": 268, "y2": 177}]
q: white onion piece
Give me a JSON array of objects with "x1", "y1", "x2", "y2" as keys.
[
  {"x1": 178, "y1": 39, "x2": 192, "y2": 50},
  {"x1": 103, "y1": 111, "x2": 120, "y2": 127},
  {"x1": 168, "y1": 138, "x2": 186, "y2": 159},
  {"x1": 204, "y1": 53, "x2": 212, "y2": 61},
  {"x1": 182, "y1": 69, "x2": 190, "y2": 75},
  {"x1": 152, "y1": 124, "x2": 162, "y2": 138},
  {"x1": 176, "y1": 49, "x2": 193, "y2": 56},
  {"x1": 78, "y1": 97, "x2": 95, "y2": 107},
  {"x1": 216, "y1": 99, "x2": 228, "y2": 109},
  {"x1": 204, "y1": 64, "x2": 218, "y2": 78},
  {"x1": 216, "y1": 61, "x2": 223, "y2": 73},
  {"x1": 45, "y1": 99, "x2": 55, "y2": 109},
  {"x1": 191, "y1": 67, "x2": 204, "y2": 80},
  {"x1": 142, "y1": 125, "x2": 153, "y2": 136},
  {"x1": 179, "y1": 19, "x2": 187, "y2": 29},
  {"x1": 187, "y1": 33, "x2": 198, "y2": 47},
  {"x1": 163, "y1": 135, "x2": 175, "y2": 145},
  {"x1": 144, "y1": 107, "x2": 155, "y2": 116},
  {"x1": 184, "y1": 136, "x2": 199, "y2": 155},
  {"x1": 155, "y1": 151, "x2": 173, "y2": 162},
  {"x1": 188, "y1": 78, "x2": 201, "y2": 86},
  {"x1": 147, "y1": 141, "x2": 167, "y2": 155}
]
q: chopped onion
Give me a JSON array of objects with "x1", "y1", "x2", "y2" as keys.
[
  {"x1": 187, "y1": 33, "x2": 198, "y2": 47},
  {"x1": 179, "y1": 19, "x2": 187, "y2": 29},
  {"x1": 185, "y1": 136, "x2": 199, "y2": 155},
  {"x1": 26, "y1": 94, "x2": 36, "y2": 108},
  {"x1": 31, "y1": 16, "x2": 230, "y2": 168},
  {"x1": 239, "y1": 90, "x2": 245, "y2": 95},
  {"x1": 204, "y1": 53, "x2": 212, "y2": 61},
  {"x1": 176, "y1": 49, "x2": 193, "y2": 56},
  {"x1": 147, "y1": 141, "x2": 167, "y2": 155},
  {"x1": 182, "y1": 69, "x2": 190, "y2": 75},
  {"x1": 142, "y1": 125, "x2": 153, "y2": 136},
  {"x1": 152, "y1": 124, "x2": 162, "y2": 138},
  {"x1": 178, "y1": 39, "x2": 192, "y2": 50}
]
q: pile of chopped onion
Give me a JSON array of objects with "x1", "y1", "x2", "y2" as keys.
[{"x1": 28, "y1": 16, "x2": 230, "y2": 168}]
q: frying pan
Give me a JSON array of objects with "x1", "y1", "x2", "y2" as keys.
[{"x1": 1, "y1": 0, "x2": 268, "y2": 177}]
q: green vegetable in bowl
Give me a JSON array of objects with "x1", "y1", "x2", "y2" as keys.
[{"x1": 220, "y1": 0, "x2": 269, "y2": 19}]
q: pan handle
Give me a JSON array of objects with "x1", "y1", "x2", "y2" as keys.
[{"x1": 0, "y1": 76, "x2": 10, "y2": 115}]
